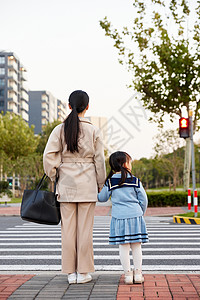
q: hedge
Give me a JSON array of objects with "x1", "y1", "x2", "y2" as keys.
[
  {"x1": 0, "y1": 181, "x2": 9, "y2": 192},
  {"x1": 146, "y1": 192, "x2": 188, "y2": 207},
  {"x1": 0, "y1": 181, "x2": 12, "y2": 198}
]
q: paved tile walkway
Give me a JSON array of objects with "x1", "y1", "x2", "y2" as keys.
[
  {"x1": 0, "y1": 273, "x2": 199, "y2": 299},
  {"x1": 0, "y1": 274, "x2": 34, "y2": 300},
  {"x1": 118, "y1": 274, "x2": 200, "y2": 299},
  {"x1": 0, "y1": 205, "x2": 188, "y2": 217},
  {"x1": 7, "y1": 274, "x2": 120, "y2": 300}
]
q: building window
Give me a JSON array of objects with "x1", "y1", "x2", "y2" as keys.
[
  {"x1": 0, "y1": 89, "x2": 4, "y2": 97},
  {"x1": 0, "y1": 68, "x2": 5, "y2": 75},
  {"x1": 0, "y1": 100, "x2": 4, "y2": 107},
  {"x1": 0, "y1": 57, "x2": 5, "y2": 64},
  {"x1": 0, "y1": 79, "x2": 5, "y2": 86}
]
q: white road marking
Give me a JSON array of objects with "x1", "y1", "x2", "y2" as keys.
[
  {"x1": 0, "y1": 254, "x2": 199, "y2": 259},
  {"x1": 0, "y1": 247, "x2": 199, "y2": 252},
  {"x1": 0, "y1": 265, "x2": 200, "y2": 271}
]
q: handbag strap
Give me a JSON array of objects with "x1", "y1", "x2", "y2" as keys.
[
  {"x1": 37, "y1": 169, "x2": 59, "y2": 194},
  {"x1": 36, "y1": 174, "x2": 48, "y2": 191}
]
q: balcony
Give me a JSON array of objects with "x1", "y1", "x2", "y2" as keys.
[
  {"x1": 21, "y1": 110, "x2": 29, "y2": 122},
  {"x1": 20, "y1": 71, "x2": 27, "y2": 81},
  {"x1": 7, "y1": 93, "x2": 18, "y2": 104},
  {"x1": 8, "y1": 72, "x2": 18, "y2": 83},
  {"x1": 42, "y1": 94, "x2": 49, "y2": 103},
  {"x1": 7, "y1": 101, "x2": 18, "y2": 114},
  {"x1": 8, "y1": 61, "x2": 18, "y2": 71},
  {"x1": 42, "y1": 118, "x2": 48, "y2": 126},
  {"x1": 7, "y1": 83, "x2": 18, "y2": 92},
  {"x1": 20, "y1": 82, "x2": 28, "y2": 92},
  {"x1": 20, "y1": 100, "x2": 29, "y2": 112},
  {"x1": 41, "y1": 102, "x2": 48, "y2": 110},
  {"x1": 41, "y1": 111, "x2": 49, "y2": 119},
  {"x1": 20, "y1": 91, "x2": 28, "y2": 101}
]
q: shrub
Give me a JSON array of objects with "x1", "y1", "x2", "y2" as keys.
[
  {"x1": 146, "y1": 192, "x2": 188, "y2": 207},
  {"x1": 0, "y1": 181, "x2": 9, "y2": 192},
  {"x1": 0, "y1": 181, "x2": 12, "y2": 198}
]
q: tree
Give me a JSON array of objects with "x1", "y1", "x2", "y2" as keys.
[
  {"x1": 0, "y1": 112, "x2": 37, "y2": 160},
  {"x1": 154, "y1": 129, "x2": 184, "y2": 190},
  {"x1": 0, "y1": 112, "x2": 38, "y2": 194},
  {"x1": 100, "y1": 0, "x2": 200, "y2": 189}
]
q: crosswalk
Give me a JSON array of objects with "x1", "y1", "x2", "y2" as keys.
[{"x1": 0, "y1": 216, "x2": 200, "y2": 271}]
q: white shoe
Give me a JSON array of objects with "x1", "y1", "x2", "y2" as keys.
[
  {"x1": 134, "y1": 269, "x2": 144, "y2": 284},
  {"x1": 68, "y1": 272, "x2": 77, "y2": 284},
  {"x1": 124, "y1": 270, "x2": 133, "y2": 284},
  {"x1": 77, "y1": 273, "x2": 92, "y2": 284}
]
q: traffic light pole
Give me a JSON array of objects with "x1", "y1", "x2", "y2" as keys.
[{"x1": 189, "y1": 112, "x2": 197, "y2": 217}]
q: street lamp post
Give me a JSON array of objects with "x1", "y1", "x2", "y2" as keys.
[{"x1": 189, "y1": 111, "x2": 198, "y2": 217}]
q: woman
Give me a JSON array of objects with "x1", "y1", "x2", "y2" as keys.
[{"x1": 43, "y1": 90, "x2": 106, "y2": 284}]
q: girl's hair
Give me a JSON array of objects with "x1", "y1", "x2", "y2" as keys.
[
  {"x1": 64, "y1": 90, "x2": 89, "y2": 153},
  {"x1": 106, "y1": 151, "x2": 133, "y2": 185}
]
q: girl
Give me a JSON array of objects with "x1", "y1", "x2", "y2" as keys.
[
  {"x1": 43, "y1": 90, "x2": 106, "y2": 284},
  {"x1": 98, "y1": 151, "x2": 148, "y2": 284}
]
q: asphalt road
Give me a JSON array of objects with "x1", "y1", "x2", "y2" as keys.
[{"x1": 0, "y1": 216, "x2": 200, "y2": 272}]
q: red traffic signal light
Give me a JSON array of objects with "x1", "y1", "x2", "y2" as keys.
[{"x1": 179, "y1": 117, "x2": 190, "y2": 138}]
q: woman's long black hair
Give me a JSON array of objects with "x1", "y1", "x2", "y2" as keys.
[
  {"x1": 105, "y1": 151, "x2": 133, "y2": 185},
  {"x1": 64, "y1": 90, "x2": 89, "y2": 153}
]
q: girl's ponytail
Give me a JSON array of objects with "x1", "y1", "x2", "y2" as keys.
[{"x1": 64, "y1": 90, "x2": 89, "y2": 153}]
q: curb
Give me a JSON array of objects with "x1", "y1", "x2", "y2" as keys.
[{"x1": 173, "y1": 215, "x2": 200, "y2": 224}]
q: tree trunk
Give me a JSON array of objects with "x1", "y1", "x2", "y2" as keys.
[
  {"x1": 183, "y1": 137, "x2": 191, "y2": 191},
  {"x1": 173, "y1": 172, "x2": 177, "y2": 191},
  {"x1": 0, "y1": 165, "x2": 2, "y2": 181}
]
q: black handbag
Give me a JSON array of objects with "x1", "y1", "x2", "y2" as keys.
[{"x1": 20, "y1": 172, "x2": 61, "y2": 225}]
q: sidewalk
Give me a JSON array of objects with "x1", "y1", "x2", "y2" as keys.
[
  {"x1": 0, "y1": 273, "x2": 200, "y2": 299},
  {"x1": 0, "y1": 203, "x2": 189, "y2": 217}
]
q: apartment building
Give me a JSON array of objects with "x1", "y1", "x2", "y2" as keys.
[
  {"x1": 57, "y1": 99, "x2": 67, "y2": 121},
  {"x1": 29, "y1": 91, "x2": 67, "y2": 134},
  {"x1": 0, "y1": 51, "x2": 29, "y2": 122}
]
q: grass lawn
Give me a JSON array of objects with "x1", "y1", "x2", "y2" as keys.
[
  {"x1": 178, "y1": 212, "x2": 200, "y2": 218},
  {"x1": 0, "y1": 197, "x2": 22, "y2": 204}
]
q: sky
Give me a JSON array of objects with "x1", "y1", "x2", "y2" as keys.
[{"x1": 0, "y1": 0, "x2": 198, "y2": 159}]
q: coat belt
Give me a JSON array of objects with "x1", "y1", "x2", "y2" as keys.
[{"x1": 62, "y1": 157, "x2": 94, "y2": 163}]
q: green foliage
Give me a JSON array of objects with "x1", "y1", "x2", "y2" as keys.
[
  {"x1": 147, "y1": 191, "x2": 188, "y2": 207},
  {"x1": 0, "y1": 112, "x2": 38, "y2": 160},
  {"x1": 36, "y1": 120, "x2": 61, "y2": 154},
  {"x1": 0, "y1": 181, "x2": 12, "y2": 198},
  {"x1": 100, "y1": 0, "x2": 200, "y2": 128},
  {"x1": 153, "y1": 129, "x2": 184, "y2": 190},
  {"x1": 0, "y1": 181, "x2": 9, "y2": 192}
]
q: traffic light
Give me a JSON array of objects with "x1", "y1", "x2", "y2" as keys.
[{"x1": 179, "y1": 117, "x2": 190, "y2": 138}]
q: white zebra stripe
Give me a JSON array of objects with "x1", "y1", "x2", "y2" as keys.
[
  {"x1": 0, "y1": 254, "x2": 199, "y2": 260},
  {"x1": 0, "y1": 265, "x2": 199, "y2": 271},
  {"x1": 0, "y1": 247, "x2": 199, "y2": 252}
]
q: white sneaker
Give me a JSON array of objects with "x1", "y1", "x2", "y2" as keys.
[
  {"x1": 68, "y1": 272, "x2": 77, "y2": 284},
  {"x1": 124, "y1": 270, "x2": 133, "y2": 284},
  {"x1": 77, "y1": 273, "x2": 92, "y2": 284},
  {"x1": 134, "y1": 269, "x2": 144, "y2": 284}
]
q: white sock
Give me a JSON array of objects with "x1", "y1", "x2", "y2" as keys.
[
  {"x1": 119, "y1": 243, "x2": 131, "y2": 273},
  {"x1": 130, "y1": 242, "x2": 142, "y2": 270}
]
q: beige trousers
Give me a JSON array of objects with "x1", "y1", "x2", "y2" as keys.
[{"x1": 60, "y1": 202, "x2": 96, "y2": 274}]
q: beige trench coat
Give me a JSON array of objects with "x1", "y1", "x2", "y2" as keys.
[{"x1": 43, "y1": 117, "x2": 106, "y2": 202}]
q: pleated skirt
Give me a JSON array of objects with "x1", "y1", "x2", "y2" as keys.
[{"x1": 109, "y1": 216, "x2": 149, "y2": 245}]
